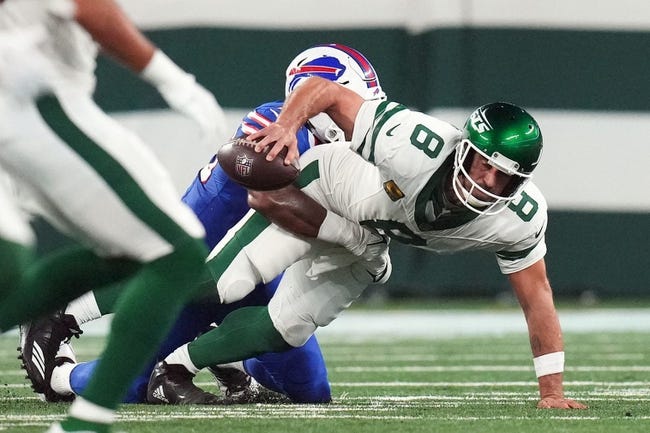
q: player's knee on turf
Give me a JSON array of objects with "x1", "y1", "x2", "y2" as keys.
[
  {"x1": 281, "y1": 345, "x2": 331, "y2": 403},
  {"x1": 244, "y1": 335, "x2": 331, "y2": 403}
]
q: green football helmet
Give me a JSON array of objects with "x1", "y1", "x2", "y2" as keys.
[{"x1": 452, "y1": 102, "x2": 543, "y2": 215}]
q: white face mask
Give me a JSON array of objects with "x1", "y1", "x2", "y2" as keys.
[{"x1": 451, "y1": 139, "x2": 531, "y2": 215}]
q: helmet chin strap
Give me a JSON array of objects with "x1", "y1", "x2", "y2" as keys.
[{"x1": 307, "y1": 113, "x2": 345, "y2": 143}]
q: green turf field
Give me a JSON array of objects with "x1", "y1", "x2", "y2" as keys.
[{"x1": 1, "y1": 314, "x2": 649, "y2": 433}]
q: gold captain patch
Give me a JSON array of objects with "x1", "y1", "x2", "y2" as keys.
[{"x1": 383, "y1": 180, "x2": 405, "y2": 201}]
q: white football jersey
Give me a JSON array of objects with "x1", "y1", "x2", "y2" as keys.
[
  {"x1": 0, "y1": 0, "x2": 98, "y2": 93},
  {"x1": 346, "y1": 100, "x2": 548, "y2": 274}
]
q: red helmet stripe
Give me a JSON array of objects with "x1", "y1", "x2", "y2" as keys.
[
  {"x1": 325, "y1": 43, "x2": 379, "y2": 88},
  {"x1": 288, "y1": 65, "x2": 342, "y2": 76}
]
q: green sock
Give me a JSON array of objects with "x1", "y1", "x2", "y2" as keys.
[
  {"x1": 80, "y1": 238, "x2": 206, "y2": 409},
  {"x1": 0, "y1": 245, "x2": 139, "y2": 330},
  {"x1": 0, "y1": 237, "x2": 33, "y2": 304},
  {"x1": 188, "y1": 305, "x2": 291, "y2": 369},
  {"x1": 92, "y1": 283, "x2": 127, "y2": 315},
  {"x1": 60, "y1": 417, "x2": 109, "y2": 433},
  {"x1": 93, "y1": 262, "x2": 217, "y2": 315}
]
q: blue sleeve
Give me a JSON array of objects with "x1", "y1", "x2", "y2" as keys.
[
  {"x1": 235, "y1": 100, "x2": 314, "y2": 156},
  {"x1": 236, "y1": 101, "x2": 283, "y2": 137},
  {"x1": 181, "y1": 159, "x2": 250, "y2": 249}
]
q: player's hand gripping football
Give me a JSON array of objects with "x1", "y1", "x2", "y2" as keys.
[{"x1": 247, "y1": 121, "x2": 300, "y2": 166}]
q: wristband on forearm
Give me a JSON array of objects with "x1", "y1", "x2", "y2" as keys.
[{"x1": 533, "y1": 351, "x2": 564, "y2": 378}]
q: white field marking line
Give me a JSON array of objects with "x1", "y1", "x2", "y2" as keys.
[
  {"x1": 333, "y1": 365, "x2": 534, "y2": 372},
  {"x1": 6, "y1": 412, "x2": 650, "y2": 426},
  {"x1": 0, "y1": 424, "x2": 51, "y2": 430},
  {"x1": 0, "y1": 396, "x2": 41, "y2": 402},
  {"x1": 7, "y1": 378, "x2": 643, "y2": 390},
  {"x1": 3, "y1": 389, "x2": 648, "y2": 404},
  {"x1": 0, "y1": 369, "x2": 27, "y2": 376},
  {"x1": 0, "y1": 383, "x2": 31, "y2": 388},
  {"x1": 6, "y1": 388, "x2": 650, "y2": 404},
  {"x1": 323, "y1": 381, "x2": 650, "y2": 387},
  {"x1": 570, "y1": 366, "x2": 650, "y2": 372},
  {"x1": 4, "y1": 396, "x2": 650, "y2": 427},
  {"x1": 337, "y1": 393, "x2": 650, "y2": 400},
  {"x1": 325, "y1": 353, "x2": 647, "y2": 362},
  {"x1": 2, "y1": 392, "x2": 647, "y2": 404},
  {"x1": 0, "y1": 416, "x2": 61, "y2": 422},
  {"x1": 332, "y1": 365, "x2": 650, "y2": 372},
  {"x1": 115, "y1": 414, "x2": 615, "y2": 422},
  {"x1": 8, "y1": 361, "x2": 648, "y2": 377}
]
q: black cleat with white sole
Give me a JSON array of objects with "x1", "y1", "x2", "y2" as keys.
[{"x1": 17, "y1": 311, "x2": 82, "y2": 402}]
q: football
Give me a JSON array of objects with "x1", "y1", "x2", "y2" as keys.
[{"x1": 216, "y1": 138, "x2": 300, "y2": 191}]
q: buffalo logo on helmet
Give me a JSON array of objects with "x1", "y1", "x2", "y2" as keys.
[
  {"x1": 286, "y1": 56, "x2": 346, "y2": 94},
  {"x1": 284, "y1": 43, "x2": 384, "y2": 101},
  {"x1": 235, "y1": 154, "x2": 253, "y2": 177}
]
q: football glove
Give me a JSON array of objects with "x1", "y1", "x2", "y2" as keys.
[
  {"x1": 141, "y1": 50, "x2": 228, "y2": 142},
  {"x1": 356, "y1": 233, "x2": 391, "y2": 284}
]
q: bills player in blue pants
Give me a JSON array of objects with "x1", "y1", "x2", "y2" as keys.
[
  {"x1": 59, "y1": 100, "x2": 327, "y2": 404},
  {"x1": 42, "y1": 44, "x2": 387, "y2": 404}
]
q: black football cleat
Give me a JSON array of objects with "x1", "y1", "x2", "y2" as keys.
[
  {"x1": 17, "y1": 311, "x2": 82, "y2": 402},
  {"x1": 208, "y1": 364, "x2": 252, "y2": 398},
  {"x1": 208, "y1": 364, "x2": 290, "y2": 404},
  {"x1": 147, "y1": 361, "x2": 221, "y2": 405}
]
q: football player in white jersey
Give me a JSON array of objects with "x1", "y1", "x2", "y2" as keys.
[
  {"x1": 27, "y1": 43, "x2": 387, "y2": 408},
  {"x1": 0, "y1": 1, "x2": 226, "y2": 432},
  {"x1": 148, "y1": 76, "x2": 586, "y2": 410}
]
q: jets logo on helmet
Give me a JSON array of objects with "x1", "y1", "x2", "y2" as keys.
[
  {"x1": 469, "y1": 110, "x2": 492, "y2": 134},
  {"x1": 452, "y1": 102, "x2": 543, "y2": 216}
]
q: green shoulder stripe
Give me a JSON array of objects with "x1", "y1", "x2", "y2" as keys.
[
  {"x1": 355, "y1": 101, "x2": 407, "y2": 162},
  {"x1": 367, "y1": 102, "x2": 408, "y2": 163},
  {"x1": 354, "y1": 101, "x2": 391, "y2": 157}
]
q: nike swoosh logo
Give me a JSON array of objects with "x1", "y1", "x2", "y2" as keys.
[
  {"x1": 535, "y1": 222, "x2": 546, "y2": 238},
  {"x1": 386, "y1": 124, "x2": 400, "y2": 136}
]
